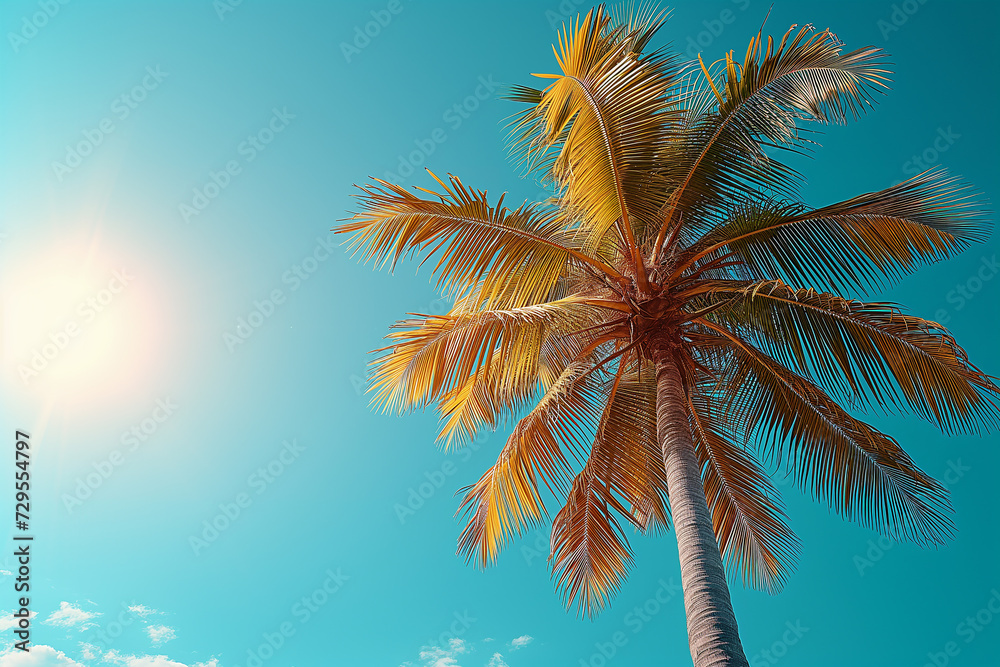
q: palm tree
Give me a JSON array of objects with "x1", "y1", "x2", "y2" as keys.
[{"x1": 338, "y1": 7, "x2": 997, "y2": 666}]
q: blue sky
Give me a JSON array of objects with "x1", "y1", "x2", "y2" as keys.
[{"x1": 1, "y1": 1, "x2": 998, "y2": 666}]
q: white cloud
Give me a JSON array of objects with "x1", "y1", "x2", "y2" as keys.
[
  {"x1": 127, "y1": 606, "x2": 159, "y2": 619},
  {"x1": 413, "y1": 637, "x2": 469, "y2": 667},
  {"x1": 43, "y1": 603, "x2": 99, "y2": 630},
  {"x1": 0, "y1": 612, "x2": 36, "y2": 633},
  {"x1": 0, "y1": 645, "x2": 85, "y2": 666},
  {"x1": 509, "y1": 635, "x2": 533, "y2": 650},
  {"x1": 99, "y1": 652, "x2": 217, "y2": 667},
  {"x1": 122, "y1": 657, "x2": 187, "y2": 667},
  {"x1": 145, "y1": 625, "x2": 176, "y2": 646},
  {"x1": 416, "y1": 646, "x2": 460, "y2": 667},
  {"x1": 0, "y1": 570, "x2": 12, "y2": 576},
  {"x1": 487, "y1": 654, "x2": 508, "y2": 667}
]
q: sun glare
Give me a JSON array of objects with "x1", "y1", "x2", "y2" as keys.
[{"x1": 2, "y1": 240, "x2": 161, "y2": 411}]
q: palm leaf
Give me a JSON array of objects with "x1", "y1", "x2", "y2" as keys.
[
  {"x1": 339, "y1": 173, "x2": 622, "y2": 311},
  {"x1": 550, "y1": 463, "x2": 634, "y2": 618},
  {"x1": 457, "y1": 360, "x2": 607, "y2": 566},
  {"x1": 510, "y1": 6, "x2": 680, "y2": 277},
  {"x1": 709, "y1": 280, "x2": 1000, "y2": 434},
  {"x1": 688, "y1": 390, "x2": 799, "y2": 594},
  {"x1": 696, "y1": 321, "x2": 954, "y2": 546},
  {"x1": 653, "y1": 25, "x2": 889, "y2": 254},
  {"x1": 436, "y1": 314, "x2": 589, "y2": 447},
  {"x1": 675, "y1": 169, "x2": 988, "y2": 293},
  {"x1": 550, "y1": 357, "x2": 666, "y2": 616},
  {"x1": 369, "y1": 297, "x2": 599, "y2": 415}
]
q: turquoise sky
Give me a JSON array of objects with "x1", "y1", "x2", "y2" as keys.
[{"x1": 1, "y1": 1, "x2": 998, "y2": 666}]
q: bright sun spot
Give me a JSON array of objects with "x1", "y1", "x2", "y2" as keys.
[{"x1": 2, "y1": 241, "x2": 161, "y2": 411}]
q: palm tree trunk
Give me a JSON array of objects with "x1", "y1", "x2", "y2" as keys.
[{"x1": 655, "y1": 350, "x2": 749, "y2": 667}]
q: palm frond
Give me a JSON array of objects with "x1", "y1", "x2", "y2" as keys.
[
  {"x1": 339, "y1": 173, "x2": 622, "y2": 311},
  {"x1": 653, "y1": 25, "x2": 889, "y2": 254},
  {"x1": 676, "y1": 169, "x2": 989, "y2": 293},
  {"x1": 696, "y1": 321, "x2": 955, "y2": 546},
  {"x1": 708, "y1": 280, "x2": 1000, "y2": 434},
  {"x1": 550, "y1": 357, "x2": 666, "y2": 616},
  {"x1": 457, "y1": 360, "x2": 607, "y2": 567},
  {"x1": 436, "y1": 314, "x2": 589, "y2": 447},
  {"x1": 688, "y1": 390, "x2": 799, "y2": 594},
  {"x1": 509, "y1": 6, "x2": 680, "y2": 278},
  {"x1": 613, "y1": 363, "x2": 671, "y2": 532},
  {"x1": 550, "y1": 464, "x2": 634, "y2": 618},
  {"x1": 369, "y1": 297, "x2": 600, "y2": 415}
]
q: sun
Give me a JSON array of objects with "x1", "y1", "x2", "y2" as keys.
[{"x1": 2, "y1": 238, "x2": 162, "y2": 412}]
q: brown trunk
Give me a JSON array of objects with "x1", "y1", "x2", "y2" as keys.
[{"x1": 655, "y1": 350, "x2": 749, "y2": 667}]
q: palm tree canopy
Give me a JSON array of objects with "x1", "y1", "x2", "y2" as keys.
[{"x1": 338, "y1": 6, "x2": 997, "y2": 617}]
